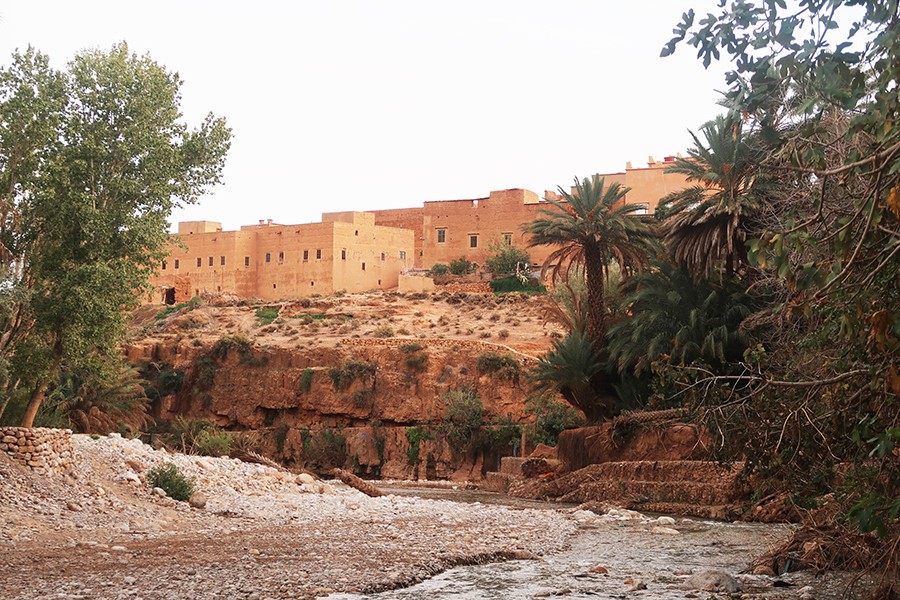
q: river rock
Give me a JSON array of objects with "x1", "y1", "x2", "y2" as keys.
[
  {"x1": 188, "y1": 492, "x2": 207, "y2": 509},
  {"x1": 682, "y1": 569, "x2": 742, "y2": 593},
  {"x1": 650, "y1": 526, "x2": 680, "y2": 535}
]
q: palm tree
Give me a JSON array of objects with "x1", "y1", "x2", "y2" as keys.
[
  {"x1": 525, "y1": 175, "x2": 656, "y2": 345},
  {"x1": 658, "y1": 113, "x2": 770, "y2": 280},
  {"x1": 607, "y1": 260, "x2": 754, "y2": 377}
]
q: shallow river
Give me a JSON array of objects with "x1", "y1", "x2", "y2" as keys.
[{"x1": 328, "y1": 484, "x2": 870, "y2": 600}]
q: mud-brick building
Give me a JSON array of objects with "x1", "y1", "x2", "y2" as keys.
[
  {"x1": 149, "y1": 212, "x2": 415, "y2": 303},
  {"x1": 372, "y1": 157, "x2": 688, "y2": 269}
]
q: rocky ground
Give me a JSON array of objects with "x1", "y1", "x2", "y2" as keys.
[{"x1": 0, "y1": 433, "x2": 576, "y2": 599}]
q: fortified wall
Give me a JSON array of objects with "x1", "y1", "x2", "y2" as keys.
[{"x1": 149, "y1": 158, "x2": 688, "y2": 302}]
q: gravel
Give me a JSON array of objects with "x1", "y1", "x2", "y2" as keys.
[{"x1": 0, "y1": 433, "x2": 577, "y2": 599}]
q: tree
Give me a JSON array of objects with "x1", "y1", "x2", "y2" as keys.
[
  {"x1": 657, "y1": 113, "x2": 772, "y2": 279},
  {"x1": 525, "y1": 175, "x2": 656, "y2": 345},
  {"x1": 0, "y1": 43, "x2": 231, "y2": 427},
  {"x1": 484, "y1": 239, "x2": 530, "y2": 275}
]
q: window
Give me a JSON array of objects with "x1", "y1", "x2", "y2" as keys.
[
  {"x1": 310, "y1": 281, "x2": 315, "y2": 287},
  {"x1": 303, "y1": 250, "x2": 309, "y2": 262},
  {"x1": 273, "y1": 284, "x2": 277, "y2": 289},
  {"x1": 469, "y1": 234, "x2": 478, "y2": 249},
  {"x1": 380, "y1": 252, "x2": 385, "y2": 261},
  {"x1": 244, "y1": 256, "x2": 250, "y2": 267},
  {"x1": 437, "y1": 229, "x2": 446, "y2": 243},
  {"x1": 316, "y1": 249, "x2": 322, "y2": 260},
  {"x1": 341, "y1": 249, "x2": 347, "y2": 260},
  {"x1": 361, "y1": 262, "x2": 366, "y2": 271},
  {"x1": 174, "y1": 259, "x2": 179, "y2": 269},
  {"x1": 400, "y1": 250, "x2": 407, "y2": 260},
  {"x1": 196, "y1": 257, "x2": 202, "y2": 267},
  {"x1": 503, "y1": 233, "x2": 513, "y2": 245},
  {"x1": 208, "y1": 256, "x2": 213, "y2": 266},
  {"x1": 633, "y1": 203, "x2": 650, "y2": 215},
  {"x1": 354, "y1": 230, "x2": 358, "y2": 236},
  {"x1": 161, "y1": 260, "x2": 167, "y2": 270},
  {"x1": 278, "y1": 251, "x2": 284, "y2": 263},
  {"x1": 220, "y1": 256, "x2": 225, "y2": 266},
  {"x1": 265, "y1": 252, "x2": 271, "y2": 263}
]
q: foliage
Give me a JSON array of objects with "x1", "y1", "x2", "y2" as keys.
[
  {"x1": 449, "y1": 257, "x2": 476, "y2": 276},
  {"x1": 525, "y1": 175, "x2": 657, "y2": 345},
  {"x1": 663, "y1": 0, "x2": 900, "y2": 539},
  {"x1": 350, "y1": 389, "x2": 372, "y2": 408},
  {"x1": 165, "y1": 417, "x2": 233, "y2": 456},
  {"x1": 211, "y1": 334, "x2": 266, "y2": 366},
  {"x1": 155, "y1": 303, "x2": 188, "y2": 321},
  {"x1": 525, "y1": 394, "x2": 585, "y2": 447},
  {"x1": 487, "y1": 415, "x2": 522, "y2": 450},
  {"x1": 147, "y1": 462, "x2": 194, "y2": 502},
  {"x1": 0, "y1": 43, "x2": 231, "y2": 426},
  {"x1": 399, "y1": 342, "x2": 425, "y2": 353},
  {"x1": 489, "y1": 276, "x2": 545, "y2": 295},
  {"x1": 607, "y1": 260, "x2": 754, "y2": 376},
  {"x1": 193, "y1": 428, "x2": 233, "y2": 457},
  {"x1": 405, "y1": 426, "x2": 432, "y2": 466},
  {"x1": 528, "y1": 329, "x2": 613, "y2": 423},
  {"x1": 440, "y1": 389, "x2": 486, "y2": 454},
  {"x1": 428, "y1": 263, "x2": 450, "y2": 277},
  {"x1": 404, "y1": 352, "x2": 429, "y2": 373},
  {"x1": 255, "y1": 306, "x2": 280, "y2": 325},
  {"x1": 40, "y1": 359, "x2": 151, "y2": 434},
  {"x1": 373, "y1": 323, "x2": 394, "y2": 338},
  {"x1": 476, "y1": 352, "x2": 520, "y2": 381},
  {"x1": 299, "y1": 368, "x2": 315, "y2": 393},
  {"x1": 484, "y1": 240, "x2": 530, "y2": 275},
  {"x1": 328, "y1": 359, "x2": 377, "y2": 390},
  {"x1": 303, "y1": 428, "x2": 348, "y2": 471},
  {"x1": 143, "y1": 364, "x2": 185, "y2": 402},
  {"x1": 657, "y1": 113, "x2": 772, "y2": 279}
]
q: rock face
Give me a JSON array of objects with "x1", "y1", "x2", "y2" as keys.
[{"x1": 126, "y1": 338, "x2": 531, "y2": 480}]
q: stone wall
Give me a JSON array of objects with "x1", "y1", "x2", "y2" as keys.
[{"x1": 0, "y1": 427, "x2": 75, "y2": 475}]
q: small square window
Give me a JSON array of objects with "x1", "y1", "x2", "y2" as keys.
[
  {"x1": 341, "y1": 249, "x2": 347, "y2": 260},
  {"x1": 161, "y1": 260, "x2": 167, "y2": 270},
  {"x1": 220, "y1": 256, "x2": 225, "y2": 266},
  {"x1": 244, "y1": 256, "x2": 250, "y2": 267},
  {"x1": 303, "y1": 250, "x2": 309, "y2": 262},
  {"x1": 633, "y1": 203, "x2": 650, "y2": 215},
  {"x1": 503, "y1": 233, "x2": 512, "y2": 245},
  {"x1": 174, "y1": 259, "x2": 179, "y2": 269},
  {"x1": 437, "y1": 229, "x2": 446, "y2": 243},
  {"x1": 361, "y1": 262, "x2": 366, "y2": 271},
  {"x1": 196, "y1": 257, "x2": 202, "y2": 268},
  {"x1": 278, "y1": 251, "x2": 284, "y2": 263},
  {"x1": 208, "y1": 256, "x2": 213, "y2": 266},
  {"x1": 316, "y1": 249, "x2": 322, "y2": 260},
  {"x1": 469, "y1": 234, "x2": 478, "y2": 249},
  {"x1": 265, "y1": 252, "x2": 271, "y2": 263},
  {"x1": 380, "y1": 252, "x2": 385, "y2": 261},
  {"x1": 400, "y1": 250, "x2": 407, "y2": 260}
]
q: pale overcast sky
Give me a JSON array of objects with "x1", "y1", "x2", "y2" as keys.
[{"x1": 0, "y1": 1, "x2": 730, "y2": 231}]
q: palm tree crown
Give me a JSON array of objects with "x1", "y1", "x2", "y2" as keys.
[
  {"x1": 658, "y1": 113, "x2": 770, "y2": 280},
  {"x1": 525, "y1": 175, "x2": 656, "y2": 344}
]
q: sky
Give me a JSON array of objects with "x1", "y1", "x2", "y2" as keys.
[{"x1": 0, "y1": 1, "x2": 732, "y2": 231}]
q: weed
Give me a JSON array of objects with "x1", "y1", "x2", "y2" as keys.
[
  {"x1": 304, "y1": 429, "x2": 347, "y2": 470},
  {"x1": 351, "y1": 389, "x2": 372, "y2": 408},
  {"x1": 299, "y1": 368, "x2": 315, "y2": 393},
  {"x1": 498, "y1": 329, "x2": 510, "y2": 339},
  {"x1": 477, "y1": 352, "x2": 520, "y2": 381},
  {"x1": 405, "y1": 353, "x2": 429, "y2": 372},
  {"x1": 329, "y1": 359, "x2": 377, "y2": 390},
  {"x1": 255, "y1": 306, "x2": 280, "y2": 325},
  {"x1": 373, "y1": 324, "x2": 394, "y2": 338},
  {"x1": 406, "y1": 426, "x2": 432, "y2": 466},
  {"x1": 147, "y1": 462, "x2": 194, "y2": 501}
]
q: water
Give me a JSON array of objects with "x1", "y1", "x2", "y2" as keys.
[{"x1": 328, "y1": 485, "x2": 864, "y2": 599}]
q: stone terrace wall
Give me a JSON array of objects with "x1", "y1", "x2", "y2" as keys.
[{"x1": 0, "y1": 427, "x2": 74, "y2": 475}]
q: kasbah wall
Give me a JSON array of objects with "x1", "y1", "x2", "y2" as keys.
[{"x1": 148, "y1": 158, "x2": 688, "y2": 303}]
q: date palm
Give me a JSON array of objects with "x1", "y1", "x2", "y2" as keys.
[
  {"x1": 658, "y1": 113, "x2": 770, "y2": 280},
  {"x1": 525, "y1": 175, "x2": 656, "y2": 345}
]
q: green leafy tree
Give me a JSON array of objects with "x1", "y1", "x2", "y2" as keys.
[
  {"x1": 484, "y1": 239, "x2": 530, "y2": 275},
  {"x1": 657, "y1": 114, "x2": 772, "y2": 279},
  {"x1": 525, "y1": 175, "x2": 656, "y2": 345},
  {"x1": 0, "y1": 43, "x2": 231, "y2": 427}
]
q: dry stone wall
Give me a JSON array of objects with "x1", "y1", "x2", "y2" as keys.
[{"x1": 0, "y1": 427, "x2": 75, "y2": 475}]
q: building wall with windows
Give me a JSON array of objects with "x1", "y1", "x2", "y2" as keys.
[{"x1": 149, "y1": 212, "x2": 414, "y2": 303}]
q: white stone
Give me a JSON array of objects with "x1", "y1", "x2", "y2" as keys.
[
  {"x1": 656, "y1": 516, "x2": 677, "y2": 526},
  {"x1": 650, "y1": 526, "x2": 681, "y2": 535},
  {"x1": 297, "y1": 473, "x2": 316, "y2": 485}
]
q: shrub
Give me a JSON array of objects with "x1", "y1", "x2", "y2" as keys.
[
  {"x1": 440, "y1": 389, "x2": 485, "y2": 453},
  {"x1": 449, "y1": 257, "x2": 475, "y2": 275},
  {"x1": 351, "y1": 389, "x2": 372, "y2": 408},
  {"x1": 373, "y1": 324, "x2": 394, "y2": 338},
  {"x1": 303, "y1": 429, "x2": 347, "y2": 470},
  {"x1": 155, "y1": 302, "x2": 188, "y2": 320},
  {"x1": 329, "y1": 359, "x2": 377, "y2": 390},
  {"x1": 299, "y1": 368, "x2": 315, "y2": 393},
  {"x1": 194, "y1": 428, "x2": 233, "y2": 457},
  {"x1": 525, "y1": 395, "x2": 585, "y2": 446},
  {"x1": 399, "y1": 342, "x2": 425, "y2": 353},
  {"x1": 405, "y1": 353, "x2": 429, "y2": 372},
  {"x1": 429, "y1": 263, "x2": 450, "y2": 277},
  {"x1": 484, "y1": 240, "x2": 530, "y2": 275},
  {"x1": 498, "y1": 329, "x2": 510, "y2": 340},
  {"x1": 489, "y1": 276, "x2": 545, "y2": 295},
  {"x1": 147, "y1": 462, "x2": 194, "y2": 501},
  {"x1": 477, "y1": 352, "x2": 520, "y2": 381},
  {"x1": 406, "y1": 426, "x2": 432, "y2": 466},
  {"x1": 256, "y1": 306, "x2": 280, "y2": 325}
]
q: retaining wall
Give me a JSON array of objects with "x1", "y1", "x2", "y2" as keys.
[{"x1": 0, "y1": 427, "x2": 75, "y2": 475}]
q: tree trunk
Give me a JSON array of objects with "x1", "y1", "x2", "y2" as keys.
[
  {"x1": 583, "y1": 248, "x2": 607, "y2": 347},
  {"x1": 19, "y1": 379, "x2": 50, "y2": 428}
]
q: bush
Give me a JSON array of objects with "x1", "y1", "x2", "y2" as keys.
[
  {"x1": 256, "y1": 306, "x2": 280, "y2": 325},
  {"x1": 373, "y1": 323, "x2": 394, "y2": 338},
  {"x1": 429, "y1": 263, "x2": 450, "y2": 277},
  {"x1": 449, "y1": 257, "x2": 476, "y2": 276},
  {"x1": 440, "y1": 389, "x2": 485, "y2": 453},
  {"x1": 484, "y1": 240, "x2": 530, "y2": 275},
  {"x1": 525, "y1": 395, "x2": 584, "y2": 446},
  {"x1": 147, "y1": 462, "x2": 194, "y2": 501},
  {"x1": 351, "y1": 389, "x2": 372, "y2": 408},
  {"x1": 329, "y1": 359, "x2": 377, "y2": 390},
  {"x1": 303, "y1": 429, "x2": 347, "y2": 470},
  {"x1": 489, "y1": 276, "x2": 545, "y2": 295},
  {"x1": 405, "y1": 353, "x2": 429, "y2": 372},
  {"x1": 299, "y1": 368, "x2": 315, "y2": 393},
  {"x1": 194, "y1": 428, "x2": 233, "y2": 457},
  {"x1": 477, "y1": 352, "x2": 520, "y2": 381},
  {"x1": 399, "y1": 342, "x2": 424, "y2": 353},
  {"x1": 406, "y1": 426, "x2": 432, "y2": 466}
]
